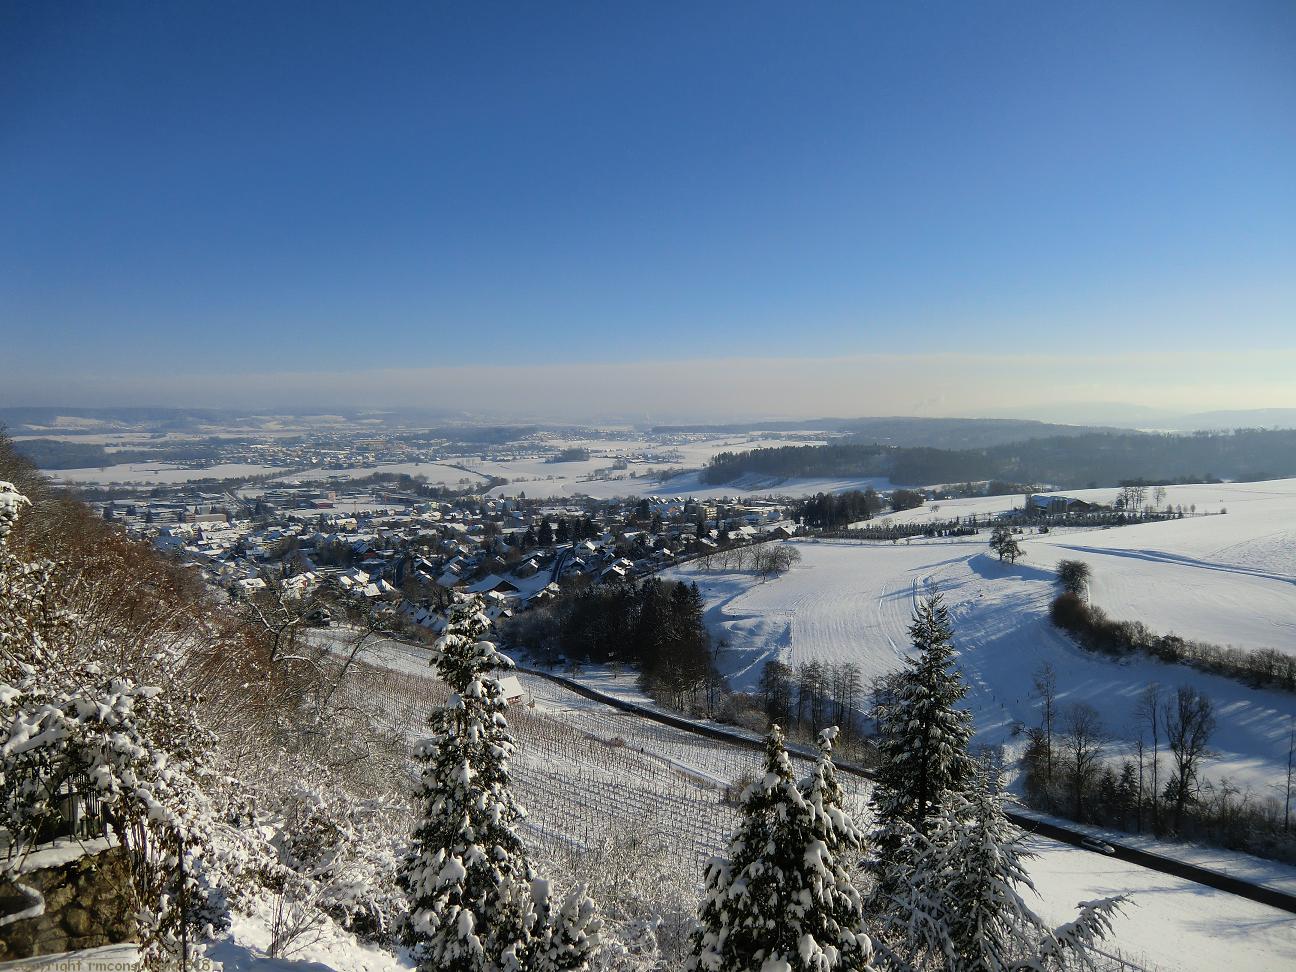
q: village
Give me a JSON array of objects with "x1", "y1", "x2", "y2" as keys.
[{"x1": 93, "y1": 475, "x2": 802, "y2": 635}]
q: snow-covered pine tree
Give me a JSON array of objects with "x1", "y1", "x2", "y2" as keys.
[
  {"x1": 688, "y1": 724, "x2": 875, "y2": 972},
  {"x1": 869, "y1": 593, "x2": 976, "y2": 912},
  {"x1": 800, "y1": 726, "x2": 875, "y2": 970},
  {"x1": 400, "y1": 594, "x2": 597, "y2": 972},
  {"x1": 805, "y1": 727, "x2": 863, "y2": 853},
  {"x1": 871, "y1": 593, "x2": 976, "y2": 831},
  {"x1": 884, "y1": 771, "x2": 1125, "y2": 972}
]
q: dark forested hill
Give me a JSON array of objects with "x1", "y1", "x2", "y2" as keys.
[
  {"x1": 653, "y1": 416, "x2": 1112, "y2": 448},
  {"x1": 702, "y1": 430, "x2": 1296, "y2": 488}
]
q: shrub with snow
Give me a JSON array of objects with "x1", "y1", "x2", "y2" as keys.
[{"x1": 0, "y1": 482, "x2": 235, "y2": 965}]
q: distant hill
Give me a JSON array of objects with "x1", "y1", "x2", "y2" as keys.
[
  {"x1": 653, "y1": 416, "x2": 1115, "y2": 448},
  {"x1": 702, "y1": 429, "x2": 1296, "y2": 489},
  {"x1": 1173, "y1": 408, "x2": 1296, "y2": 431},
  {"x1": 0, "y1": 406, "x2": 232, "y2": 434},
  {"x1": 973, "y1": 404, "x2": 1296, "y2": 432},
  {"x1": 0, "y1": 406, "x2": 490, "y2": 437}
]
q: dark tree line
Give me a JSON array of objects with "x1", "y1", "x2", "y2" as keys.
[
  {"x1": 505, "y1": 579, "x2": 719, "y2": 712},
  {"x1": 795, "y1": 488, "x2": 883, "y2": 528},
  {"x1": 703, "y1": 429, "x2": 1296, "y2": 490},
  {"x1": 817, "y1": 521, "x2": 978, "y2": 542}
]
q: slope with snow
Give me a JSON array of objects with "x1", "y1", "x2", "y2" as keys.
[
  {"x1": 665, "y1": 481, "x2": 1296, "y2": 801},
  {"x1": 310, "y1": 629, "x2": 1296, "y2": 972}
]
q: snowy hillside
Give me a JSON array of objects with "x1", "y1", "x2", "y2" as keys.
[
  {"x1": 664, "y1": 480, "x2": 1296, "y2": 802},
  {"x1": 350, "y1": 639, "x2": 1296, "y2": 972}
]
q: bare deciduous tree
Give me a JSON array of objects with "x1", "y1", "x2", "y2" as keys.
[
  {"x1": 1062, "y1": 702, "x2": 1107, "y2": 821},
  {"x1": 1032, "y1": 662, "x2": 1057, "y2": 783},
  {"x1": 1163, "y1": 685, "x2": 1216, "y2": 832},
  {"x1": 1136, "y1": 682, "x2": 1164, "y2": 831}
]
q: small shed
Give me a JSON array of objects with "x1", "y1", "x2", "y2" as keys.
[{"x1": 497, "y1": 675, "x2": 528, "y2": 705}]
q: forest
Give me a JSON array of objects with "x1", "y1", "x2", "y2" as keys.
[{"x1": 702, "y1": 428, "x2": 1296, "y2": 488}]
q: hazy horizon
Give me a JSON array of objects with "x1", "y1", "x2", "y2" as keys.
[
  {"x1": 4, "y1": 349, "x2": 1296, "y2": 426},
  {"x1": 3, "y1": 3, "x2": 1294, "y2": 420}
]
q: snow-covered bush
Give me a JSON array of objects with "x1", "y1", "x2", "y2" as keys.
[
  {"x1": 542, "y1": 813, "x2": 698, "y2": 970},
  {"x1": 257, "y1": 782, "x2": 407, "y2": 955},
  {"x1": 0, "y1": 481, "x2": 239, "y2": 966}
]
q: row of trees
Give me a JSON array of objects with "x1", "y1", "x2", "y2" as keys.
[
  {"x1": 502, "y1": 579, "x2": 719, "y2": 712},
  {"x1": 1050, "y1": 566, "x2": 1296, "y2": 693},
  {"x1": 1024, "y1": 662, "x2": 1296, "y2": 860},
  {"x1": 819, "y1": 521, "x2": 978, "y2": 542},
  {"x1": 1026, "y1": 666, "x2": 1217, "y2": 831},
  {"x1": 796, "y1": 488, "x2": 884, "y2": 528},
  {"x1": 758, "y1": 658, "x2": 866, "y2": 745},
  {"x1": 695, "y1": 539, "x2": 802, "y2": 580}
]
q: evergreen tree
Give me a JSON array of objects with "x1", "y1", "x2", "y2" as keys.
[
  {"x1": 401, "y1": 595, "x2": 597, "y2": 971},
  {"x1": 884, "y1": 772, "x2": 1124, "y2": 971},
  {"x1": 869, "y1": 594, "x2": 976, "y2": 912},
  {"x1": 687, "y1": 726, "x2": 875, "y2": 972},
  {"x1": 538, "y1": 521, "x2": 555, "y2": 547},
  {"x1": 804, "y1": 727, "x2": 864, "y2": 860},
  {"x1": 873, "y1": 594, "x2": 975, "y2": 835},
  {"x1": 1116, "y1": 760, "x2": 1139, "y2": 826},
  {"x1": 531, "y1": 879, "x2": 601, "y2": 972}
]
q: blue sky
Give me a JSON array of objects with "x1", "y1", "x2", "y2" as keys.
[{"x1": 1, "y1": 2, "x2": 1293, "y2": 415}]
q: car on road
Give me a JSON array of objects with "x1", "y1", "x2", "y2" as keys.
[{"x1": 1081, "y1": 837, "x2": 1116, "y2": 855}]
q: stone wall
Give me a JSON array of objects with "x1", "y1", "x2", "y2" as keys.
[{"x1": 0, "y1": 843, "x2": 137, "y2": 960}]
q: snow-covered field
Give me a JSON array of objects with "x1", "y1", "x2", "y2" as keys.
[
  {"x1": 880, "y1": 479, "x2": 1296, "y2": 580},
  {"x1": 1023, "y1": 837, "x2": 1296, "y2": 972},
  {"x1": 43, "y1": 461, "x2": 284, "y2": 484},
  {"x1": 270, "y1": 461, "x2": 492, "y2": 486},
  {"x1": 664, "y1": 480, "x2": 1296, "y2": 803},
  {"x1": 485, "y1": 468, "x2": 894, "y2": 501}
]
